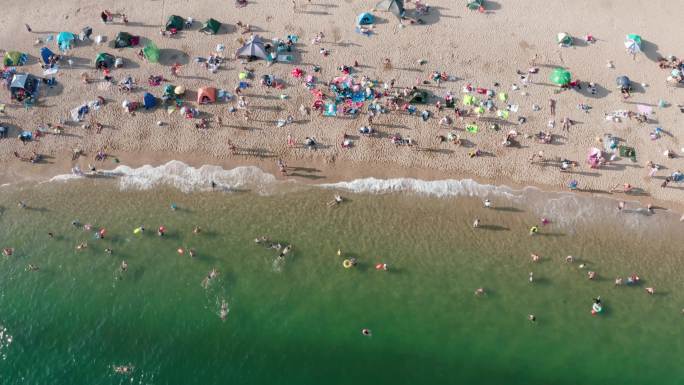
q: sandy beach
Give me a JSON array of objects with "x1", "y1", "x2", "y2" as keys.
[{"x1": 1, "y1": 0, "x2": 683, "y2": 205}]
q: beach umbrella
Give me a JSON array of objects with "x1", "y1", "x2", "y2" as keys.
[
  {"x1": 549, "y1": 68, "x2": 572, "y2": 86},
  {"x1": 616, "y1": 76, "x2": 631, "y2": 88},
  {"x1": 235, "y1": 35, "x2": 269, "y2": 60},
  {"x1": 624, "y1": 34, "x2": 642, "y2": 55},
  {"x1": 142, "y1": 42, "x2": 160, "y2": 63},
  {"x1": 57, "y1": 32, "x2": 76, "y2": 52},
  {"x1": 174, "y1": 85, "x2": 185, "y2": 95},
  {"x1": 375, "y1": 0, "x2": 405, "y2": 18}
]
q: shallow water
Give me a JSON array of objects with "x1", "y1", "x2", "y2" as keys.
[{"x1": 0, "y1": 175, "x2": 683, "y2": 385}]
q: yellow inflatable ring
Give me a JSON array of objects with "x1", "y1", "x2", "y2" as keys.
[{"x1": 343, "y1": 259, "x2": 353, "y2": 269}]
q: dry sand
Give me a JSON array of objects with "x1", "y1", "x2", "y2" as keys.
[{"x1": 1, "y1": 0, "x2": 683, "y2": 206}]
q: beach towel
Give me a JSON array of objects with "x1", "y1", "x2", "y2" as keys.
[
  {"x1": 466, "y1": 124, "x2": 479, "y2": 133},
  {"x1": 463, "y1": 95, "x2": 475, "y2": 106}
]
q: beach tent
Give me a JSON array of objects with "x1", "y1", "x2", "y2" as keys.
[
  {"x1": 624, "y1": 34, "x2": 642, "y2": 55},
  {"x1": 357, "y1": 12, "x2": 375, "y2": 25},
  {"x1": 616, "y1": 76, "x2": 631, "y2": 88},
  {"x1": 409, "y1": 89, "x2": 429, "y2": 104},
  {"x1": 114, "y1": 32, "x2": 139, "y2": 48},
  {"x1": 235, "y1": 35, "x2": 269, "y2": 60},
  {"x1": 142, "y1": 42, "x2": 160, "y2": 63},
  {"x1": 10, "y1": 74, "x2": 39, "y2": 99},
  {"x1": 467, "y1": 0, "x2": 484, "y2": 10},
  {"x1": 200, "y1": 18, "x2": 221, "y2": 35},
  {"x1": 40, "y1": 47, "x2": 57, "y2": 65},
  {"x1": 197, "y1": 87, "x2": 217, "y2": 104},
  {"x1": 3, "y1": 51, "x2": 27, "y2": 66},
  {"x1": 165, "y1": 15, "x2": 184, "y2": 31},
  {"x1": 57, "y1": 32, "x2": 76, "y2": 51},
  {"x1": 375, "y1": 0, "x2": 405, "y2": 18},
  {"x1": 143, "y1": 92, "x2": 157, "y2": 109},
  {"x1": 95, "y1": 53, "x2": 115, "y2": 69},
  {"x1": 549, "y1": 68, "x2": 571, "y2": 86},
  {"x1": 557, "y1": 33, "x2": 573, "y2": 47}
]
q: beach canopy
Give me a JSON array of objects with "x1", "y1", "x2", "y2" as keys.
[
  {"x1": 166, "y1": 15, "x2": 184, "y2": 31},
  {"x1": 235, "y1": 35, "x2": 269, "y2": 60},
  {"x1": 3, "y1": 51, "x2": 27, "y2": 66},
  {"x1": 114, "y1": 32, "x2": 139, "y2": 48},
  {"x1": 376, "y1": 0, "x2": 405, "y2": 18},
  {"x1": 142, "y1": 42, "x2": 160, "y2": 63},
  {"x1": 95, "y1": 53, "x2": 115, "y2": 69},
  {"x1": 40, "y1": 47, "x2": 56, "y2": 65},
  {"x1": 143, "y1": 92, "x2": 157, "y2": 109},
  {"x1": 357, "y1": 12, "x2": 375, "y2": 25},
  {"x1": 624, "y1": 34, "x2": 642, "y2": 55},
  {"x1": 549, "y1": 68, "x2": 572, "y2": 86},
  {"x1": 200, "y1": 18, "x2": 221, "y2": 35},
  {"x1": 10, "y1": 73, "x2": 39, "y2": 97},
  {"x1": 557, "y1": 32, "x2": 573, "y2": 46},
  {"x1": 197, "y1": 87, "x2": 217, "y2": 104},
  {"x1": 616, "y1": 75, "x2": 631, "y2": 88},
  {"x1": 409, "y1": 89, "x2": 429, "y2": 104},
  {"x1": 57, "y1": 32, "x2": 76, "y2": 51}
]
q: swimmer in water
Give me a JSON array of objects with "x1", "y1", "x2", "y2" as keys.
[
  {"x1": 189, "y1": 249, "x2": 196, "y2": 258},
  {"x1": 588, "y1": 271, "x2": 597, "y2": 280},
  {"x1": 565, "y1": 255, "x2": 574, "y2": 263},
  {"x1": 193, "y1": 225, "x2": 202, "y2": 235},
  {"x1": 26, "y1": 264, "x2": 39, "y2": 272},
  {"x1": 483, "y1": 199, "x2": 492, "y2": 208},
  {"x1": 120, "y1": 260, "x2": 128, "y2": 272},
  {"x1": 105, "y1": 248, "x2": 113, "y2": 255},
  {"x1": 361, "y1": 328, "x2": 372, "y2": 336},
  {"x1": 113, "y1": 365, "x2": 133, "y2": 374},
  {"x1": 618, "y1": 201, "x2": 625, "y2": 211},
  {"x1": 202, "y1": 268, "x2": 218, "y2": 288},
  {"x1": 528, "y1": 314, "x2": 536, "y2": 322},
  {"x1": 255, "y1": 236, "x2": 269, "y2": 245},
  {"x1": 614, "y1": 277, "x2": 623, "y2": 286},
  {"x1": 158, "y1": 226, "x2": 166, "y2": 236},
  {"x1": 327, "y1": 195, "x2": 343, "y2": 207},
  {"x1": 17, "y1": 201, "x2": 27, "y2": 209},
  {"x1": 48, "y1": 232, "x2": 54, "y2": 239},
  {"x1": 2, "y1": 248, "x2": 14, "y2": 256},
  {"x1": 76, "y1": 242, "x2": 88, "y2": 251},
  {"x1": 646, "y1": 287, "x2": 655, "y2": 295},
  {"x1": 220, "y1": 300, "x2": 229, "y2": 320},
  {"x1": 71, "y1": 220, "x2": 80, "y2": 227},
  {"x1": 529, "y1": 272, "x2": 534, "y2": 283},
  {"x1": 475, "y1": 287, "x2": 485, "y2": 296},
  {"x1": 531, "y1": 253, "x2": 540, "y2": 262}
]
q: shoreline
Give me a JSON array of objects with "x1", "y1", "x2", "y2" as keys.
[{"x1": 4, "y1": 151, "x2": 683, "y2": 215}]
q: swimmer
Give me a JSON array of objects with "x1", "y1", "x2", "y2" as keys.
[
  {"x1": 541, "y1": 218, "x2": 550, "y2": 225},
  {"x1": 565, "y1": 255, "x2": 574, "y2": 263},
  {"x1": 113, "y1": 365, "x2": 133, "y2": 374},
  {"x1": 614, "y1": 277, "x2": 623, "y2": 286},
  {"x1": 120, "y1": 260, "x2": 128, "y2": 272},
  {"x1": 483, "y1": 199, "x2": 492, "y2": 208},
  {"x1": 361, "y1": 328, "x2": 372, "y2": 336},
  {"x1": 588, "y1": 271, "x2": 597, "y2": 280},
  {"x1": 472, "y1": 217, "x2": 480, "y2": 228},
  {"x1": 475, "y1": 287, "x2": 485, "y2": 296},
  {"x1": 2, "y1": 248, "x2": 14, "y2": 256},
  {"x1": 170, "y1": 203, "x2": 178, "y2": 211},
  {"x1": 529, "y1": 226, "x2": 539, "y2": 235},
  {"x1": 220, "y1": 300, "x2": 229, "y2": 320},
  {"x1": 375, "y1": 262, "x2": 389, "y2": 271},
  {"x1": 48, "y1": 232, "x2": 54, "y2": 239},
  {"x1": 255, "y1": 236, "x2": 269, "y2": 245},
  {"x1": 17, "y1": 201, "x2": 26, "y2": 209},
  {"x1": 76, "y1": 242, "x2": 88, "y2": 251},
  {"x1": 579, "y1": 263, "x2": 586, "y2": 269},
  {"x1": 192, "y1": 225, "x2": 202, "y2": 234},
  {"x1": 618, "y1": 201, "x2": 625, "y2": 211},
  {"x1": 26, "y1": 264, "x2": 39, "y2": 272},
  {"x1": 327, "y1": 195, "x2": 344, "y2": 207},
  {"x1": 105, "y1": 248, "x2": 113, "y2": 255},
  {"x1": 529, "y1": 272, "x2": 534, "y2": 283},
  {"x1": 71, "y1": 220, "x2": 80, "y2": 227},
  {"x1": 158, "y1": 226, "x2": 166, "y2": 236},
  {"x1": 280, "y1": 244, "x2": 292, "y2": 257},
  {"x1": 531, "y1": 253, "x2": 540, "y2": 262},
  {"x1": 270, "y1": 243, "x2": 282, "y2": 250},
  {"x1": 528, "y1": 314, "x2": 536, "y2": 322},
  {"x1": 84, "y1": 224, "x2": 92, "y2": 231},
  {"x1": 202, "y1": 268, "x2": 218, "y2": 288},
  {"x1": 189, "y1": 249, "x2": 196, "y2": 258},
  {"x1": 646, "y1": 287, "x2": 655, "y2": 295}
]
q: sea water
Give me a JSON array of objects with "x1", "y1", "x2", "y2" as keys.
[{"x1": 0, "y1": 163, "x2": 683, "y2": 385}]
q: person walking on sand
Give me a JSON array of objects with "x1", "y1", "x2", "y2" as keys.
[
  {"x1": 472, "y1": 217, "x2": 480, "y2": 228},
  {"x1": 549, "y1": 99, "x2": 556, "y2": 116},
  {"x1": 24, "y1": 24, "x2": 32, "y2": 33}
]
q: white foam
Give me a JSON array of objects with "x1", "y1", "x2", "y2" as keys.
[
  {"x1": 319, "y1": 177, "x2": 522, "y2": 199},
  {"x1": 106, "y1": 160, "x2": 278, "y2": 193},
  {"x1": 47, "y1": 174, "x2": 84, "y2": 183}
]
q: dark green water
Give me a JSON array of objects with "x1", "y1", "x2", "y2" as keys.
[{"x1": 0, "y1": 178, "x2": 683, "y2": 384}]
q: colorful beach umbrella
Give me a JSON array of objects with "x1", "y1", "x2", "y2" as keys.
[
  {"x1": 549, "y1": 68, "x2": 572, "y2": 86},
  {"x1": 624, "y1": 34, "x2": 642, "y2": 55}
]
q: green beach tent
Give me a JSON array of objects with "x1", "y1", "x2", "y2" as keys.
[
  {"x1": 95, "y1": 53, "x2": 115, "y2": 69},
  {"x1": 467, "y1": 0, "x2": 484, "y2": 10},
  {"x1": 200, "y1": 18, "x2": 221, "y2": 35},
  {"x1": 549, "y1": 68, "x2": 572, "y2": 86},
  {"x1": 3, "y1": 51, "x2": 27, "y2": 66},
  {"x1": 114, "y1": 32, "x2": 138, "y2": 48},
  {"x1": 557, "y1": 32, "x2": 573, "y2": 47},
  {"x1": 143, "y1": 42, "x2": 160, "y2": 63},
  {"x1": 409, "y1": 89, "x2": 429, "y2": 104},
  {"x1": 165, "y1": 15, "x2": 184, "y2": 31}
]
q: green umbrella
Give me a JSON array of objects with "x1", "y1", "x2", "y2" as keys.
[
  {"x1": 143, "y1": 42, "x2": 160, "y2": 63},
  {"x1": 549, "y1": 68, "x2": 571, "y2": 86}
]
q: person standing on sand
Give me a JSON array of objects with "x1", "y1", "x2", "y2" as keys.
[
  {"x1": 472, "y1": 218, "x2": 480, "y2": 228},
  {"x1": 549, "y1": 99, "x2": 556, "y2": 116}
]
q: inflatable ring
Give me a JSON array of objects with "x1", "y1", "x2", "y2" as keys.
[
  {"x1": 343, "y1": 259, "x2": 353, "y2": 269},
  {"x1": 592, "y1": 303, "x2": 603, "y2": 314}
]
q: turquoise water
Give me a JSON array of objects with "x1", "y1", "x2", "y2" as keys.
[{"x1": 0, "y1": 178, "x2": 683, "y2": 384}]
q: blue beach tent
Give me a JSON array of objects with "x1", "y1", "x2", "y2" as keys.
[
  {"x1": 143, "y1": 92, "x2": 157, "y2": 109},
  {"x1": 357, "y1": 12, "x2": 375, "y2": 25}
]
